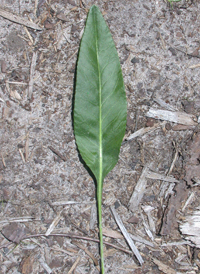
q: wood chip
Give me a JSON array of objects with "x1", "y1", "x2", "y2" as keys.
[
  {"x1": 1, "y1": 153, "x2": 6, "y2": 167},
  {"x1": 154, "y1": 97, "x2": 177, "y2": 111},
  {"x1": 160, "y1": 182, "x2": 188, "y2": 236},
  {"x1": 0, "y1": 216, "x2": 34, "y2": 224},
  {"x1": 126, "y1": 122, "x2": 165, "y2": 141},
  {"x1": 110, "y1": 205, "x2": 144, "y2": 265},
  {"x1": 152, "y1": 257, "x2": 176, "y2": 274},
  {"x1": 0, "y1": 8, "x2": 42, "y2": 30},
  {"x1": 182, "y1": 192, "x2": 195, "y2": 212},
  {"x1": 51, "y1": 200, "x2": 94, "y2": 206},
  {"x1": 141, "y1": 212, "x2": 154, "y2": 241},
  {"x1": 142, "y1": 205, "x2": 156, "y2": 233},
  {"x1": 72, "y1": 241, "x2": 99, "y2": 269},
  {"x1": 189, "y1": 63, "x2": 200, "y2": 69},
  {"x1": 24, "y1": 26, "x2": 34, "y2": 44},
  {"x1": 19, "y1": 254, "x2": 35, "y2": 274},
  {"x1": 28, "y1": 52, "x2": 38, "y2": 99},
  {"x1": 180, "y1": 208, "x2": 200, "y2": 248},
  {"x1": 10, "y1": 90, "x2": 22, "y2": 101},
  {"x1": 161, "y1": 240, "x2": 194, "y2": 247},
  {"x1": 146, "y1": 108, "x2": 197, "y2": 126},
  {"x1": 38, "y1": 256, "x2": 52, "y2": 274},
  {"x1": 129, "y1": 165, "x2": 149, "y2": 212},
  {"x1": 50, "y1": 245, "x2": 78, "y2": 256},
  {"x1": 146, "y1": 171, "x2": 179, "y2": 183},
  {"x1": 103, "y1": 227, "x2": 123, "y2": 239},
  {"x1": 45, "y1": 211, "x2": 62, "y2": 236},
  {"x1": 67, "y1": 256, "x2": 81, "y2": 274},
  {"x1": 25, "y1": 134, "x2": 29, "y2": 162},
  {"x1": 172, "y1": 124, "x2": 195, "y2": 131},
  {"x1": 19, "y1": 148, "x2": 25, "y2": 163},
  {"x1": 129, "y1": 233, "x2": 154, "y2": 247}
]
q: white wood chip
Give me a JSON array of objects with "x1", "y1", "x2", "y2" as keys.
[
  {"x1": 180, "y1": 208, "x2": 200, "y2": 248},
  {"x1": 161, "y1": 240, "x2": 194, "y2": 247},
  {"x1": 129, "y1": 165, "x2": 149, "y2": 212},
  {"x1": 45, "y1": 211, "x2": 62, "y2": 236},
  {"x1": 7, "y1": 81, "x2": 28, "y2": 85},
  {"x1": 127, "y1": 122, "x2": 165, "y2": 141},
  {"x1": 110, "y1": 205, "x2": 144, "y2": 265},
  {"x1": 189, "y1": 63, "x2": 200, "y2": 69},
  {"x1": 0, "y1": 8, "x2": 42, "y2": 30},
  {"x1": 10, "y1": 90, "x2": 22, "y2": 101},
  {"x1": 129, "y1": 233, "x2": 154, "y2": 247},
  {"x1": 38, "y1": 256, "x2": 52, "y2": 274},
  {"x1": 103, "y1": 227, "x2": 155, "y2": 247},
  {"x1": 146, "y1": 108, "x2": 197, "y2": 126},
  {"x1": 175, "y1": 254, "x2": 189, "y2": 266},
  {"x1": 142, "y1": 205, "x2": 156, "y2": 233},
  {"x1": 182, "y1": 192, "x2": 195, "y2": 212},
  {"x1": 141, "y1": 213, "x2": 154, "y2": 241},
  {"x1": 146, "y1": 171, "x2": 179, "y2": 183},
  {"x1": 153, "y1": 97, "x2": 177, "y2": 111}
]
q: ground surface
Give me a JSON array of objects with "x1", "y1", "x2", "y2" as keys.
[{"x1": 0, "y1": 0, "x2": 200, "y2": 273}]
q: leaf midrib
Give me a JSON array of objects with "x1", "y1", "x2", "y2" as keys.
[{"x1": 94, "y1": 13, "x2": 103, "y2": 187}]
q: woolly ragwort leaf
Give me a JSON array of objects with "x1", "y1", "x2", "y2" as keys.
[{"x1": 74, "y1": 5, "x2": 126, "y2": 184}]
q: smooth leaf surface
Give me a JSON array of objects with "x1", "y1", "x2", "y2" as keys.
[{"x1": 74, "y1": 5, "x2": 127, "y2": 184}]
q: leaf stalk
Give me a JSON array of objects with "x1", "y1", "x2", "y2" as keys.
[{"x1": 97, "y1": 183, "x2": 104, "y2": 273}]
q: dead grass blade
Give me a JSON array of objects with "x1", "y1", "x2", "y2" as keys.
[{"x1": 110, "y1": 205, "x2": 144, "y2": 265}]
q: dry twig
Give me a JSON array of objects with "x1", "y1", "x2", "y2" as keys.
[
  {"x1": 48, "y1": 146, "x2": 67, "y2": 161},
  {"x1": 15, "y1": 233, "x2": 132, "y2": 255}
]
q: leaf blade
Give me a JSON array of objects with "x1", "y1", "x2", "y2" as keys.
[{"x1": 74, "y1": 5, "x2": 127, "y2": 182}]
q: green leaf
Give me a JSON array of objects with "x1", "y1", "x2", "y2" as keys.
[
  {"x1": 74, "y1": 5, "x2": 127, "y2": 273},
  {"x1": 74, "y1": 5, "x2": 126, "y2": 183}
]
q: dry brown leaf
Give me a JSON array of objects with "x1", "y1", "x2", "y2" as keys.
[
  {"x1": 19, "y1": 254, "x2": 35, "y2": 274},
  {"x1": 1, "y1": 222, "x2": 28, "y2": 243},
  {"x1": 103, "y1": 227, "x2": 123, "y2": 239}
]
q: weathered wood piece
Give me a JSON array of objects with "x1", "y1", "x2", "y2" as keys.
[{"x1": 0, "y1": 8, "x2": 42, "y2": 30}]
